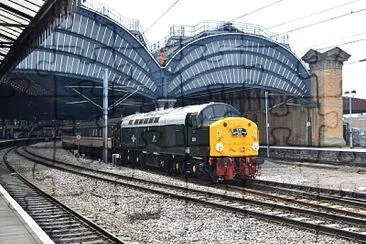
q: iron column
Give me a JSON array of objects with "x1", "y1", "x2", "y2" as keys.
[
  {"x1": 345, "y1": 90, "x2": 356, "y2": 148},
  {"x1": 265, "y1": 91, "x2": 270, "y2": 157},
  {"x1": 103, "y1": 68, "x2": 109, "y2": 163}
]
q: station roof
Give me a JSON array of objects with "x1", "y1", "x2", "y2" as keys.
[
  {"x1": 0, "y1": 0, "x2": 79, "y2": 81},
  {"x1": 0, "y1": 3, "x2": 313, "y2": 119}
]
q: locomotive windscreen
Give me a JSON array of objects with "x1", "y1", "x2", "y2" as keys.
[{"x1": 198, "y1": 104, "x2": 240, "y2": 126}]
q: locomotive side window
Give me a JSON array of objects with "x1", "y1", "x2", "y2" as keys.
[
  {"x1": 129, "y1": 120, "x2": 134, "y2": 125},
  {"x1": 148, "y1": 117, "x2": 154, "y2": 123},
  {"x1": 186, "y1": 113, "x2": 198, "y2": 127},
  {"x1": 153, "y1": 117, "x2": 160, "y2": 123}
]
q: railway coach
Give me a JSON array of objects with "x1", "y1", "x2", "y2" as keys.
[{"x1": 61, "y1": 118, "x2": 120, "y2": 153}]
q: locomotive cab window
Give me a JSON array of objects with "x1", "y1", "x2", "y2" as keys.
[{"x1": 198, "y1": 104, "x2": 241, "y2": 126}]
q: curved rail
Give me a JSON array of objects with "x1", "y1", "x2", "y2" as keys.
[
  {"x1": 16, "y1": 146, "x2": 366, "y2": 242},
  {"x1": 3, "y1": 147, "x2": 124, "y2": 244}
]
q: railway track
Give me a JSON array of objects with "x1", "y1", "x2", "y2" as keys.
[
  {"x1": 14, "y1": 146, "x2": 366, "y2": 242},
  {"x1": 3, "y1": 147, "x2": 124, "y2": 244},
  {"x1": 248, "y1": 178, "x2": 366, "y2": 201}
]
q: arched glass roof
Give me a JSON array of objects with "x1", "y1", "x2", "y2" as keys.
[
  {"x1": 165, "y1": 33, "x2": 311, "y2": 99},
  {"x1": 15, "y1": 6, "x2": 161, "y2": 99},
  {"x1": 12, "y1": 6, "x2": 312, "y2": 102}
]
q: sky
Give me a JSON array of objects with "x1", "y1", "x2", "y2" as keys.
[{"x1": 87, "y1": 0, "x2": 366, "y2": 98}]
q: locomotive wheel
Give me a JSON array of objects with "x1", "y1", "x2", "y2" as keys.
[
  {"x1": 192, "y1": 164, "x2": 196, "y2": 174},
  {"x1": 196, "y1": 163, "x2": 209, "y2": 180},
  {"x1": 174, "y1": 160, "x2": 182, "y2": 174},
  {"x1": 131, "y1": 151, "x2": 141, "y2": 169},
  {"x1": 121, "y1": 150, "x2": 129, "y2": 165},
  {"x1": 164, "y1": 158, "x2": 175, "y2": 174},
  {"x1": 125, "y1": 150, "x2": 131, "y2": 164},
  {"x1": 209, "y1": 165, "x2": 219, "y2": 183},
  {"x1": 137, "y1": 153, "x2": 145, "y2": 169}
]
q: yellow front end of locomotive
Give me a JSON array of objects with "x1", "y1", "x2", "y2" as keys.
[{"x1": 209, "y1": 117, "x2": 259, "y2": 157}]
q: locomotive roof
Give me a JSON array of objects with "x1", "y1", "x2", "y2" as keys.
[{"x1": 121, "y1": 102, "x2": 239, "y2": 127}]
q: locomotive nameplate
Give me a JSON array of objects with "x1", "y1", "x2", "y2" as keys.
[{"x1": 232, "y1": 128, "x2": 247, "y2": 136}]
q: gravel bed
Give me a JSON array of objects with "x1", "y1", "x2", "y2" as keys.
[
  {"x1": 25, "y1": 144, "x2": 348, "y2": 215},
  {"x1": 23, "y1": 144, "x2": 358, "y2": 218},
  {"x1": 4, "y1": 142, "x2": 359, "y2": 243},
  {"x1": 257, "y1": 160, "x2": 366, "y2": 193}
]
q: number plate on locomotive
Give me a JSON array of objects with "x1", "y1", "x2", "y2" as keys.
[{"x1": 232, "y1": 128, "x2": 247, "y2": 136}]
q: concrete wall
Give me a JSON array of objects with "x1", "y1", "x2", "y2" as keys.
[
  {"x1": 260, "y1": 147, "x2": 366, "y2": 165},
  {"x1": 209, "y1": 90, "x2": 309, "y2": 146}
]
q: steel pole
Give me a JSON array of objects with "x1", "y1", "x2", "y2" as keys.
[
  {"x1": 349, "y1": 96, "x2": 353, "y2": 148},
  {"x1": 265, "y1": 91, "x2": 270, "y2": 157},
  {"x1": 103, "y1": 68, "x2": 109, "y2": 163}
]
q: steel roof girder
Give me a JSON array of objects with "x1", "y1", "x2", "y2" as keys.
[
  {"x1": 168, "y1": 64, "x2": 307, "y2": 97},
  {"x1": 0, "y1": 0, "x2": 80, "y2": 81}
]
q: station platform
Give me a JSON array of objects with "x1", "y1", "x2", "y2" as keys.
[
  {"x1": 0, "y1": 184, "x2": 53, "y2": 244},
  {"x1": 259, "y1": 146, "x2": 366, "y2": 165},
  {"x1": 263, "y1": 145, "x2": 366, "y2": 152}
]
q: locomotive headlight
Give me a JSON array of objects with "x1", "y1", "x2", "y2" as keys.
[
  {"x1": 215, "y1": 142, "x2": 224, "y2": 152},
  {"x1": 252, "y1": 142, "x2": 259, "y2": 151}
]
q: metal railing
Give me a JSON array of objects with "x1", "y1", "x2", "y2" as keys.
[
  {"x1": 150, "y1": 20, "x2": 289, "y2": 52},
  {"x1": 82, "y1": 0, "x2": 148, "y2": 44}
]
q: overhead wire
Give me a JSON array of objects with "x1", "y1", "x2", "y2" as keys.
[
  {"x1": 323, "y1": 36, "x2": 366, "y2": 49},
  {"x1": 143, "y1": 0, "x2": 181, "y2": 34},
  {"x1": 231, "y1": 0, "x2": 285, "y2": 21},
  {"x1": 268, "y1": 0, "x2": 363, "y2": 30},
  {"x1": 271, "y1": 9, "x2": 366, "y2": 37},
  {"x1": 297, "y1": 31, "x2": 366, "y2": 54}
]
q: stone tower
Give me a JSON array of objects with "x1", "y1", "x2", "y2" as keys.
[{"x1": 302, "y1": 47, "x2": 350, "y2": 146}]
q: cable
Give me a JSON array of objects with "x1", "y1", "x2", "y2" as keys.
[
  {"x1": 272, "y1": 9, "x2": 366, "y2": 37},
  {"x1": 232, "y1": 0, "x2": 285, "y2": 21},
  {"x1": 324, "y1": 36, "x2": 366, "y2": 49},
  {"x1": 143, "y1": 0, "x2": 181, "y2": 34},
  {"x1": 268, "y1": 0, "x2": 363, "y2": 29},
  {"x1": 312, "y1": 31, "x2": 366, "y2": 49},
  {"x1": 297, "y1": 31, "x2": 366, "y2": 54}
]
